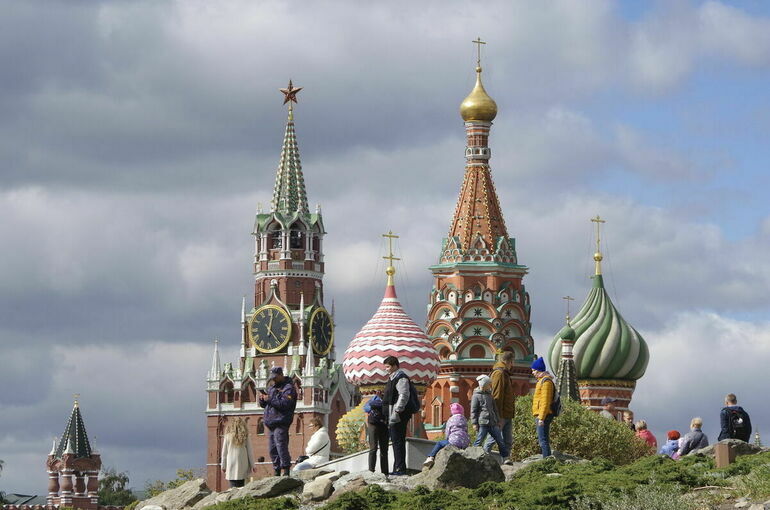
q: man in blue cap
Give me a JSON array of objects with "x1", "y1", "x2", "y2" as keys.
[
  {"x1": 258, "y1": 366, "x2": 297, "y2": 476},
  {"x1": 531, "y1": 356, "x2": 555, "y2": 458}
]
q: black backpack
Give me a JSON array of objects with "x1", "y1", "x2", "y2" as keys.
[
  {"x1": 403, "y1": 379, "x2": 421, "y2": 414},
  {"x1": 548, "y1": 378, "x2": 562, "y2": 417},
  {"x1": 728, "y1": 408, "x2": 751, "y2": 441}
]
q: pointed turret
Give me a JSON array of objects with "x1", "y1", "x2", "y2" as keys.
[
  {"x1": 554, "y1": 318, "x2": 580, "y2": 402},
  {"x1": 209, "y1": 339, "x2": 221, "y2": 380},
  {"x1": 54, "y1": 399, "x2": 92, "y2": 459},
  {"x1": 271, "y1": 104, "x2": 309, "y2": 215}
]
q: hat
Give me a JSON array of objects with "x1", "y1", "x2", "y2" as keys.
[
  {"x1": 667, "y1": 430, "x2": 681, "y2": 440},
  {"x1": 269, "y1": 366, "x2": 284, "y2": 379},
  {"x1": 600, "y1": 397, "x2": 617, "y2": 405},
  {"x1": 476, "y1": 374, "x2": 491, "y2": 388},
  {"x1": 450, "y1": 403, "x2": 464, "y2": 415},
  {"x1": 530, "y1": 357, "x2": 546, "y2": 372}
]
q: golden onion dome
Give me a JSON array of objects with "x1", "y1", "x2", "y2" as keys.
[{"x1": 460, "y1": 66, "x2": 498, "y2": 122}]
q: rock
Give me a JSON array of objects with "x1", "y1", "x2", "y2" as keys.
[
  {"x1": 747, "y1": 504, "x2": 768, "y2": 510},
  {"x1": 316, "y1": 471, "x2": 348, "y2": 483},
  {"x1": 294, "y1": 468, "x2": 335, "y2": 481},
  {"x1": 327, "y1": 476, "x2": 368, "y2": 503},
  {"x1": 409, "y1": 446, "x2": 504, "y2": 490},
  {"x1": 690, "y1": 439, "x2": 763, "y2": 458},
  {"x1": 142, "y1": 506, "x2": 164, "y2": 510},
  {"x1": 333, "y1": 471, "x2": 389, "y2": 490},
  {"x1": 500, "y1": 463, "x2": 526, "y2": 481},
  {"x1": 190, "y1": 477, "x2": 303, "y2": 510},
  {"x1": 734, "y1": 501, "x2": 750, "y2": 508},
  {"x1": 522, "y1": 452, "x2": 587, "y2": 465},
  {"x1": 137, "y1": 479, "x2": 211, "y2": 510},
  {"x1": 302, "y1": 477, "x2": 334, "y2": 502},
  {"x1": 545, "y1": 473, "x2": 563, "y2": 478}
]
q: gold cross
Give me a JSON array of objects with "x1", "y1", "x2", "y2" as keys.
[
  {"x1": 562, "y1": 296, "x2": 575, "y2": 324},
  {"x1": 472, "y1": 37, "x2": 486, "y2": 67},
  {"x1": 382, "y1": 230, "x2": 400, "y2": 267},
  {"x1": 591, "y1": 215, "x2": 606, "y2": 253}
]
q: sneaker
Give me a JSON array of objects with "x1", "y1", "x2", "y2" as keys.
[
  {"x1": 503, "y1": 459, "x2": 514, "y2": 466},
  {"x1": 422, "y1": 457, "x2": 435, "y2": 469},
  {"x1": 388, "y1": 470, "x2": 407, "y2": 476}
]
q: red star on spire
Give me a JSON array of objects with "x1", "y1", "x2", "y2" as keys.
[{"x1": 279, "y1": 80, "x2": 302, "y2": 105}]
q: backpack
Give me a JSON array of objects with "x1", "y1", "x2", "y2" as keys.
[
  {"x1": 367, "y1": 403, "x2": 388, "y2": 426},
  {"x1": 403, "y1": 379, "x2": 421, "y2": 414},
  {"x1": 545, "y1": 377, "x2": 562, "y2": 417},
  {"x1": 728, "y1": 408, "x2": 750, "y2": 441}
]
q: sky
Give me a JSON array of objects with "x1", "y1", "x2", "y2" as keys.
[{"x1": 1, "y1": 0, "x2": 770, "y2": 494}]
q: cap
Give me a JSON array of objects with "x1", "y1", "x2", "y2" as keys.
[
  {"x1": 476, "y1": 374, "x2": 491, "y2": 388},
  {"x1": 269, "y1": 366, "x2": 284, "y2": 380},
  {"x1": 600, "y1": 397, "x2": 617, "y2": 405}
]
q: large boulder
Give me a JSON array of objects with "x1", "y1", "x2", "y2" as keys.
[
  {"x1": 136, "y1": 479, "x2": 211, "y2": 510},
  {"x1": 190, "y1": 477, "x2": 303, "y2": 510},
  {"x1": 409, "y1": 446, "x2": 504, "y2": 490},
  {"x1": 327, "y1": 476, "x2": 368, "y2": 503},
  {"x1": 690, "y1": 439, "x2": 763, "y2": 458},
  {"x1": 302, "y1": 478, "x2": 334, "y2": 502}
]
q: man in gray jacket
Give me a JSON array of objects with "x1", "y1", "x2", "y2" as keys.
[
  {"x1": 382, "y1": 356, "x2": 411, "y2": 476},
  {"x1": 471, "y1": 374, "x2": 510, "y2": 459}
]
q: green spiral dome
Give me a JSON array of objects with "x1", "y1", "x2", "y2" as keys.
[{"x1": 548, "y1": 275, "x2": 649, "y2": 380}]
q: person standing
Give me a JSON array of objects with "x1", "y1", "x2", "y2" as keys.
[
  {"x1": 679, "y1": 417, "x2": 709, "y2": 456},
  {"x1": 220, "y1": 417, "x2": 255, "y2": 488},
  {"x1": 382, "y1": 356, "x2": 412, "y2": 476},
  {"x1": 531, "y1": 357, "x2": 555, "y2": 458},
  {"x1": 258, "y1": 366, "x2": 297, "y2": 476},
  {"x1": 364, "y1": 392, "x2": 389, "y2": 475},
  {"x1": 471, "y1": 375, "x2": 510, "y2": 460},
  {"x1": 718, "y1": 393, "x2": 752, "y2": 442},
  {"x1": 292, "y1": 416, "x2": 330, "y2": 471},
  {"x1": 487, "y1": 350, "x2": 516, "y2": 463}
]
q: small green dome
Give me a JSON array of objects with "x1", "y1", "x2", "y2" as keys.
[{"x1": 548, "y1": 275, "x2": 649, "y2": 380}]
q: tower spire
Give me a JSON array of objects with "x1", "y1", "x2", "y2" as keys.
[
  {"x1": 271, "y1": 80, "x2": 309, "y2": 215},
  {"x1": 591, "y1": 215, "x2": 606, "y2": 275}
]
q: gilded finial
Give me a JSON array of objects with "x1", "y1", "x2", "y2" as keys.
[
  {"x1": 73, "y1": 393, "x2": 80, "y2": 408},
  {"x1": 382, "y1": 231, "x2": 400, "y2": 286},
  {"x1": 562, "y1": 296, "x2": 575, "y2": 325},
  {"x1": 591, "y1": 215, "x2": 606, "y2": 275},
  {"x1": 460, "y1": 38, "x2": 497, "y2": 122}
]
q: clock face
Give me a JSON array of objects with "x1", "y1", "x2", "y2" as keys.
[
  {"x1": 309, "y1": 308, "x2": 334, "y2": 355},
  {"x1": 248, "y1": 305, "x2": 292, "y2": 353}
]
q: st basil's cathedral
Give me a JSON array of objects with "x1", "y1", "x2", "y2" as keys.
[{"x1": 205, "y1": 43, "x2": 649, "y2": 483}]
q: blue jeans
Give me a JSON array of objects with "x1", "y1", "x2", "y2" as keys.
[
  {"x1": 428, "y1": 439, "x2": 450, "y2": 458},
  {"x1": 535, "y1": 415, "x2": 554, "y2": 457},
  {"x1": 474, "y1": 424, "x2": 510, "y2": 459},
  {"x1": 485, "y1": 418, "x2": 512, "y2": 458}
]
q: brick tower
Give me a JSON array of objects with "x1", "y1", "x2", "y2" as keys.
[
  {"x1": 46, "y1": 399, "x2": 101, "y2": 510},
  {"x1": 422, "y1": 46, "x2": 536, "y2": 438},
  {"x1": 205, "y1": 82, "x2": 356, "y2": 489}
]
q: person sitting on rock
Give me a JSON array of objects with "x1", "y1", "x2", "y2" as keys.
[
  {"x1": 659, "y1": 430, "x2": 681, "y2": 458},
  {"x1": 364, "y1": 391, "x2": 389, "y2": 475},
  {"x1": 634, "y1": 420, "x2": 658, "y2": 449},
  {"x1": 423, "y1": 402, "x2": 470, "y2": 470},
  {"x1": 471, "y1": 375, "x2": 510, "y2": 460},
  {"x1": 718, "y1": 393, "x2": 752, "y2": 442},
  {"x1": 678, "y1": 417, "x2": 709, "y2": 457},
  {"x1": 292, "y1": 416, "x2": 330, "y2": 472},
  {"x1": 531, "y1": 356, "x2": 556, "y2": 458}
]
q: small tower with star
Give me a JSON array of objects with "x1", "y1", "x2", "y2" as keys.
[
  {"x1": 205, "y1": 81, "x2": 357, "y2": 488},
  {"x1": 46, "y1": 397, "x2": 101, "y2": 510},
  {"x1": 422, "y1": 40, "x2": 536, "y2": 438}
]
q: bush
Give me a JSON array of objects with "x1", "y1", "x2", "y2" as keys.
[
  {"x1": 145, "y1": 468, "x2": 199, "y2": 497},
  {"x1": 734, "y1": 463, "x2": 770, "y2": 500},
  {"x1": 511, "y1": 396, "x2": 653, "y2": 464},
  {"x1": 570, "y1": 483, "x2": 695, "y2": 510},
  {"x1": 98, "y1": 468, "x2": 138, "y2": 506},
  {"x1": 206, "y1": 496, "x2": 299, "y2": 510}
]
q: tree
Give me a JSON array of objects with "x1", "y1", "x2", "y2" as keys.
[
  {"x1": 145, "y1": 469, "x2": 197, "y2": 497},
  {"x1": 98, "y1": 467, "x2": 138, "y2": 506}
]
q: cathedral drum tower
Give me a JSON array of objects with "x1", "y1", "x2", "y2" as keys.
[
  {"x1": 205, "y1": 82, "x2": 356, "y2": 488},
  {"x1": 422, "y1": 41, "x2": 536, "y2": 438},
  {"x1": 547, "y1": 217, "x2": 649, "y2": 416}
]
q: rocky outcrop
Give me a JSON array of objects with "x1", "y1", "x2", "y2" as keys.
[
  {"x1": 191, "y1": 477, "x2": 303, "y2": 510},
  {"x1": 521, "y1": 451, "x2": 587, "y2": 465},
  {"x1": 689, "y1": 439, "x2": 764, "y2": 458},
  {"x1": 327, "y1": 476, "x2": 368, "y2": 503},
  {"x1": 136, "y1": 479, "x2": 211, "y2": 510},
  {"x1": 409, "y1": 446, "x2": 504, "y2": 490}
]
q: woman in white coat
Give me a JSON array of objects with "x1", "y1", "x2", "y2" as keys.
[
  {"x1": 293, "y1": 416, "x2": 330, "y2": 471},
  {"x1": 220, "y1": 417, "x2": 255, "y2": 487}
]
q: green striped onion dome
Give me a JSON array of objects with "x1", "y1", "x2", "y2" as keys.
[{"x1": 548, "y1": 275, "x2": 649, "y2": 380}]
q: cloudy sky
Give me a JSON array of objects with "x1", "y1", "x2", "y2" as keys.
[{"x1": 2, "y1": 0, "x2": 770, "y2": 494}]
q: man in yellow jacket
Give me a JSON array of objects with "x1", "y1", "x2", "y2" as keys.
[
  {"x1": 531, "y1": 356, "x2": 555, "y2": 458},
  {"x1": 488, "y1": 350, "x2": 516, "y2": 462}
]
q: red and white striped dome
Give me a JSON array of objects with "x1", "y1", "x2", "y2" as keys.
[{"x1": 343, "y1": 272, "x2": 440, "y2": 389}]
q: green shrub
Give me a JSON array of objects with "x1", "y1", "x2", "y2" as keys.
[
  {"x1": 511, "y1": 396, "x2": 653, "y2": 464},
  {"x1": 124, "y1": 500, "x2": 140, "y2": 510},
  {"x1": 734, "y1": 463, "x2": 770, "y2": 500},
  {"x1": 570, "y1": 483, "x2": 695, "y2": 510},
  {"x1": 206, "y1": 496, "x2": 299, "y2": 510}
]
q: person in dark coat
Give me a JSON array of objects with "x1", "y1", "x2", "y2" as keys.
[
  {"x1": 718, "y1": 393, "x2": 752, "y2": 442},
  {"x1": 258, "y1": 366, "x2": 297, "y2": 476},
  {"x1": 364, "y1": 392, "x2": 389, "y2": 475},
  {"x1": 382, "y1": 356, "x2": 412, "y2": 476}
]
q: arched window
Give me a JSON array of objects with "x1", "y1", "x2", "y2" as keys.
[
  {"x1": 432, "y1": 403, "x2": 441, "y2": 426},
  {"x1": 295, "y1": 416, "x2": 303, "y2": 434},
  {"x1": 220, "y1": 382, "x2": 234, "y2": 404},
  {"x1": 257, "y1": 419, "x2": 265, "y2": 435},
  {"x1": 242, "y1": 381, "x2": 256, "y2": 403},
  {"x1": 290, "y1": 229, "x2": 304, "y2": 249},
  {"x1": 469, "y1": 345, "x2": 486, "y2": 359},
  {"x1": 439, "y1": 347, "x2": 450, "y2": 360},
  {"x1": 271, "y1": 230, "x2": 282, "y2": 249}
]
